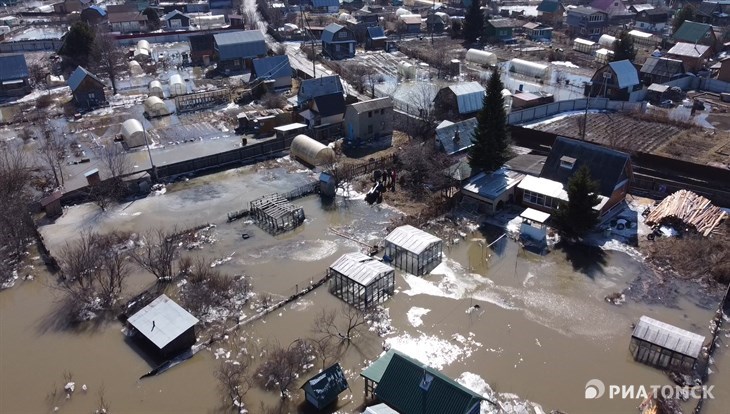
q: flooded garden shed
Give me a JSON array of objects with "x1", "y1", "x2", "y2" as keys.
[
  {"x1": 301, "y1": 363, "x2": 349, "y2": 409},
  {"x1": 328, "y1": 252, "x2": 395, "y2": 308},
  {"x1": 126, "y1": 294, "x2": 199, "y2": 359},
  {"x1": 630, "y1": 315, "x2": 706, "y2": 374},
  {"x1": 384, "y1": 225, "x2": 443, "y2": 276}
]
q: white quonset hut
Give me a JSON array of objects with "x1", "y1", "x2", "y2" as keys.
[
  {"x1": 630, "y1": 315, "x2": 706, "y2": 374},
  {"x1": 149, "y1": 80, "x2": 164, "y2": 98},
  {"x1": 290, "y1": 134, "x2": 335, "y2": 166},
  {"x1": 329, "y1": 252, "x2": 395, "y2": 308},
  {"x1": 169, "y1": 73, "x2": 186, "y2": 97},
  {"x1": 465, "y1": 48, "x2": 497, "y2": 66},
  {"x1": 121, "y1": 119, "x2": 146, "y2": 148},
  {"x1": 384, "y1": 225, "x2": 443, "y2": 276},
  {"x1": 129, "y1": 60, "x2": 143, "y2": 75},
  {"x1": 509, "y1": 59, "x2": 550, "y2": 79},
  {"x1": 127, "y1": 294, "x2": 199, "y2": 359},
  {"x1": 144, "y1": 96, "x2": 170, "y2": 117}
]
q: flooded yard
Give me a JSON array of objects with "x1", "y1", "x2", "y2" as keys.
[{"x1": 1, "y1": 158, "x2": 728, "y2": 414}]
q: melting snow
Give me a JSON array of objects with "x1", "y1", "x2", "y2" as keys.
[
  {"x1": 385, "y1": 332, "x2": 482, "y2": 370},
  {"x1": 457, "y1": 372, "x2": 546, "y2": 414},
  {"x1": 406, "y1": 307, "x2": 431, "y2": 327}
]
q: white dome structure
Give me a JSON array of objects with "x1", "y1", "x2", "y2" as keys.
[
  {"x1": 395, "y1": 7, "x2": 410, "y2": 16},
  {"x1": 290, "y1": 135, "x2": 335, "y2": 167},
  {"x1": 509, "y1": 58, "x2": 550, "y2": 79},
  {"x1": 465, "y1": 49, "x2": 497, "y2": 66},
  {"x1": 129, "y1": 60, "x2": 143, "y2": 75},
  {"x1": 168, "y1": 73, "x2": 186, "y2": 97},
  {"x1": 121, "y1": 119, "x2": 146, "y2": 148},
  {"x1": 137, "y1": 39, "x2": 150, "y2": 52},
  {"x1": 149, "y1": 80, "x2": 164, "y2": 98},
  {"x1": 598, "y1": 34, "x2": 617, "y2": 50},
  {"x1": 134, "y1": 46, "x2": 150, "y2": 61},
  {"x1": 144, "y1": 96, "x2": 170, "y2": 117}
]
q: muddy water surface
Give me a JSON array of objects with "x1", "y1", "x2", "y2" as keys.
[{"x1": 2, "y1": 161, "x2": 727, "y2": 414}]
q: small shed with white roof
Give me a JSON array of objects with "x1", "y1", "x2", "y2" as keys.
[
  {"x1": 329, "y1": 252, "x2": 395, "y2": 308},
  {"x1": 630, "y1": 315, "x2": 706, "y2": 373},
  {"x1": 126, "y1": 294, "x2": 199, "y2": 359},
  {"x1": 384, "y1": 225, "x2": 443, "y2": 275}
]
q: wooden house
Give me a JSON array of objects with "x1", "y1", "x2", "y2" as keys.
[
  {"x1": 672, "y1": 20, "x2": 717, "y2": 53},
  {"x1": 126, "y1": 294, "x2": 199, "y2": 359},
  {"x1": 80, "y1": 5, "x2": 107, "y2": 25},
  {"x1": 384, "y1": 225, "x2": 443, "y2": 276},
  {"x1": 536, "y1": 0, "x2": 564, "y2": 27},
  {"x1": 566, "y1": 6, "x2": 607, "y2": 40},
  {"x1": 667, "y1": 42, "x2": 712, "y2": 72},
  {"x1": 321, "y1": 23, "x2": 356, "y2": 60},
  {"x1": 433, "y1": 82, "x2": 485, "y2": 120},
  {"x1": 68, "y1": 66, "x2": 106, "y2": 109},
  {"x1": 0, "y1": 54, "x2": 31, "y2": 97},
  {"x1": 251, "y1": 55, "x2": 292, "y2": 91},
  {"x1": 365, "y1": 26, "x2": 387, "y2": 50},
  {"x1": 343, "y1": 97, "x2": 393, "y2": 144},
  {"x1": 108, "y1": 11, "x2": 148, "y2": 33},
  {"x1": 213, "y1": 30, "x2": 268, "y2": 74},
  {"x1": 163, "y1": 9, "x2": 190, "y2": 29},
  {"x1": 188, "y1": 33, "x2": 215, "y2": 66},
  {"x1": 484, "y1": 18, "x2": 520, "y2": 43},
  {"x1": 586, "y1": 60, "x2": 641, "y2": 101}
]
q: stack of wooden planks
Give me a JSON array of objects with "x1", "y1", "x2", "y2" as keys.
[{"x1": 645, "y1": 190, "x2": 728, "y2": 236}]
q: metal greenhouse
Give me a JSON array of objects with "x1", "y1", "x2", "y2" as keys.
[
  {"x1": 149, "y1": 80, "x2": 164, "y2": 98},
  {"x1": 384, "y1": 225, "x2": 443, "y2": 276},
  {"x1": 169, "y1": 73, "x2": 186, "y2": 97},
  {"x1": 465, "y1": 49, "x2": 497, "y2": 66},
  {"x1": 630, "y1": 315, "x2": 705, "y2": 374},
  {"x1": 509, "y1": 59, "x2": 550, "y2": 79},
  {"x1": 290, "y1": 134, "x2": 335, "y2": 167},
  {"x1": 144, "y1": 96, "x2": 170, "y2": 117},
  {"x1": 329, "y1": 252, "x2": 395, "y2": 308}
]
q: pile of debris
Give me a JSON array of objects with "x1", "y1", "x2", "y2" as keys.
[{"x1": 645, "y1": 190, "x2": 727, "y2": 236}]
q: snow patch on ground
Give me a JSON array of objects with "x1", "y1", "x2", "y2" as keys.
[
  {"x1": 406, "y1": 307, "x2": 430, "y2": 327},
  {"x1": 551, "y1": 61, "x2": 580, "y2": 69},
  {"x1": 384, "y1": 332, "x2": 482, "y2": 370},
  {"x1": 457, "y1": 372, "x2": 546, "y2": 414}
]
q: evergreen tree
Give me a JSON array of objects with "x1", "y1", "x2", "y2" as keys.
[
  {"x1": 552, "y1": 165, "x2": 601, "y2": 239},
  {"x1": 612, "y1": 31, "x2": 636, "y2": 62},
  {"x1": 143, "y1": 7, "x2": 162, "y2": 31},
  {"x1": 672, "y1": 5, "x2": 694, "y2": 33},
  {"x1": 59, "y1": 21, "x2": 95, "y2": 67},
  {"x1": 469, "y1": 67, "x2": 511, "y2": 172},
  {"x1": 463, "y1": 0, "x2": 484, "y2": 43}
]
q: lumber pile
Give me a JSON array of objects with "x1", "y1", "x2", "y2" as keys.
[{"x1": 645, "y1": 190, "x2": 728, "y2": 237}]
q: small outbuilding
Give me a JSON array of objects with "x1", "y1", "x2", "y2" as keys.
[
  {"x1": 461, "y1": 167, "x2": 525, "y2": 214},
  {"x1": 366, "y1": 26, "x2": 387, "y2": 50},
  {"x1": 329, "y1": 252, "x2": 395, "y2": 308},
  {"x1": 630, "y1": 315, "x2": 705, "y2": 374},
  {"x1": 40, "y1": 190, "x2": 63, "y2": 219},
  {"x1": 68, "y1": 66, "x2": 106, "y2": 109},
  {"x1": 168, "y1": 74, "x2": 186, "y2": 97},
  {"x1": 290, "y1": 134, "x2": 335, "y2": 167},
  {"x1": 127, "y1": 294, "x2": 199, "y2": 359},
  {"x1": 121, "y1": 119, "x2": 147, "y2": 148},
  {"x1": 384, "y1": 225, "x2": 443, "y2": 276},
  {"x1": 301, "y1": 363, "x2": 349, "y2": 409},
  {"x1": 519, "y1": 207, "x2": 550, "y2": 245},
  {"x1": 149, "y1": 80, "x2": 164, "y2": 98},
  {"x1": 144, "y1": 96, "x2": 170, "y2": 117}
]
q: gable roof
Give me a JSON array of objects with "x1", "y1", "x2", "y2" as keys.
[
  {"x1": 400, "y1": 14, "x2": 422, "y2": 25},
  {"x1": 696, "y1": 1, "x2": 722, "y2": 18},
  {"x1": 384, "y1": 225, "x2": 442, "y2": 255},
  {"x1": 540, "y1": 136, "x2": 630, "y2": 197},
  {"x1": 632, "y1": 316, "x2": 705, "y2": 359},
  {"x1": 108, "y1": 11, "x2": 147, "y2": 23},
  {"x1": 640, "y1": 56, "x2": 684, "y2": 77},
  {"x1": 68, "y1": 66, "x2": 104, "y2": 91},
  {"x1": 673, "y1": 20, "x2": 713, "y2": 43},
  {"x1": 537, "y1": 0, "x2": 562, "y2": 13},
  {"x1": 590, "y1": 0, "x2": 621, "y2": 12},
  {"x1": 298, "y1": 75, "x2": 343, "y2": 103},
  {"x1": 252, "y1": 55, "x2": 292, "y2": 81},
  {"x1": 213, "y1": 30, "x2": 267, "y2": 60},
  {"x1": 127, "y1": 294, "x2": 199, "y2": 349},
  {"x1": 163, "y1": 9, "x2": 188, "y2": 20},
  {"x1": 367, "y1": 25, "x2": 387, "y2": 40},
  {"x1": 630, "y1": 4, "x2": 654, "y2": 12},
  {"x1": 667, "y1": 42, "x2": 711, "y2": 58},
  {"x1": 322, "y1": 23, "x2": 354, "y2": 43},
  {"x1": 487, "y1": 18, "x2": 520, "y2": 28},
  {"x1": 0, "y1": 54, "x2": 29, "y2": 81},
  {"x1": 313, "y1": 92, "x2": 346, "y2": 117},
  {"x1": 636, "y1": 8, "x2": 668, "y2": 18},
  {"x1": 436, "y1": 117, "x2": 477, "y2": 155},
  {"x1": 87, "y1": 5, "x2": 107, "y2": 16},
  {"x1": 312, "y1": 0, "x2": 339, "y2": 7},
  {"x1": 607, "y1": 59, "x2": 640, "y2": 88},
  {"x1": 329, "y1": 252, "x2": 393, "y2": 286},
  {"x1": 301, "y1": 363, "x2": 349, "y2": 407},
  {"x1": 348, "y1": 97, "x2": 392, "y2": 114},
  {"x1": 569, "y1": 6, "x2": 605, "y2": 16},
  {"x1": 444, "y1": 82, "x2": 485, "y2": 114},
  {"x1": 375, "y1": 353, "x2": 486, "y2": 414}
]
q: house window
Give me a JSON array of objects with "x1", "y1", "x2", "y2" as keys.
[
  {"x1": 368, "y1": 125, "x2": 373, "y2": 134},
  {"x1": 337, "y1": 30, "x2": 349, "y2": 39},
  {"x1": 591, "y1": 28, "x2": 601, "y2": 35},
  {"x1": 234, "y1": 59, "x2": 241, "y2": 67},
  {"x1": 380, "y1": 108, "x2": 384, "y2": 115},
  {"x1": 560, "y1": 156, "x2": 576, "y2": 170},
  {"x1": 88, "y1": 92, "x2": 95, "y2": 99},
  {"x1": 589, "y1": 14, "x2": 603, "y2": 22},
  {"x1": 368, "y1": 111, "x2": 372, "y2": 118}
]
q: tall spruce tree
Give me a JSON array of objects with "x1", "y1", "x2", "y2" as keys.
[
  {"x1": 59, "y1": 21, "x2": 95, "y2": 67},
  {"x1": 469, "y1": 67, "x2": 511, "y2": 172},
  {"x1": 672, "y1": 5, "x2": 695, "y2": 33},
  {"x1": 463, "y1": 0, "x2": 484, "y2": 43},
  {"x1": 612, "y1": 31, "x2": 636, "y2": 62},
  {"x1": 552, "y1": 165, "x2": 601, "y2": 239}
]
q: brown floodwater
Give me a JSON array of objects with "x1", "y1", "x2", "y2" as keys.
[{"x1": 2, "y1": 160, "x2": 727, "y2": 414}]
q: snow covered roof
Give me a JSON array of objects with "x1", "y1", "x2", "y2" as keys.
[
  {"x1": 632, "y1": 316, "x2": 705, "y2": 358},
  {"x1": 517, "y1": 175, "x2": 567, "y2": 200},
  {"x1": 463, "y1": 168, "x2": 525, "y2": 200},
  {"x1": 301, "y1": 363, "x2": 349, "y2": 408},
  {"x1": 365, "y1": 403, "x2": 400, "y2": 414},
  {"x1": 385, "y1": 225, "x2": 442, "y2": 255},
  {"x1": 520, "y1": 207, "x2": 550, "y2": 223},
  {"x1": 127, "y1": 294, "x2": 199, "y2": 350},
  {"x1": 444, "y1": 82, "x2": 485, "y2": 115},
  {"x1": 67, "y1": 66, "x2": 104, "y2": 91},
  {"x1": 435, "y1": 117, "x2": 476, "y2": 155},
  {"x1": 329, "y1": 252, "x2": 394, "y2": 286}
]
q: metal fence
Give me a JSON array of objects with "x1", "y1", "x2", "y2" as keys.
[{"x1": 507, "y1": 98, "x2": 645, "y2": 125}]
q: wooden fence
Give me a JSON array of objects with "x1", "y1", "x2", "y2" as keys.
[{"x1": 174, "y1": 89, "x2": 231, "y2": 113}]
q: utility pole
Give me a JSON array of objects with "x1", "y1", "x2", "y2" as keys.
[
  {"x1": 430, "y1": 0, "x2": 435, "y2": 45},
  {"x1": 582, "y1": 81, "x2": 591, "y2": 141},
  {"x1": 140, "y1": 117, "x2": 157, "y2": 181}
]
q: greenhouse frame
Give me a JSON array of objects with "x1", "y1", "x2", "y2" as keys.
[
  {"x1": 328, "y1": 252, "x2": 395, "y2": 308},
  {"x1": 384, "y1": 225, "x2": 443, "y2": 276}
]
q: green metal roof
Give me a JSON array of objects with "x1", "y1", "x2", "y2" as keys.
[
  {"x1": 361, "y1": 349, "x2": 399, "y2": 383},
  {"x1": 672, "y1": 20, "x2": 713, "y2": 43},
  {"x1": 301, "y1": 363, "x2": 349, "y2": 409},
  {"x1": 373, "y1": 353, "x2": 486, "y2": 414}
]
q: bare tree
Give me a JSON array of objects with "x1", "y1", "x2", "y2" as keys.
[
  {"x1": 28, "y1": 62, "x2": 47, "y2": 88},
  {"x1": 216, "y1": 358, "x2": 252, "y2": 409},
  {"x1": 310, "y1": 335, "x2": 338, "y2": 370},
  {"x1": 130, "y1": 228, "x2": 181, "y2": 281},
  {"x1": 396, "y1": 141, "x2": 452, "y2": 199},
  {"x1": 37, "y1": 118, "x2": 67, "y2": 188},
  {"x1": 255, "y1": 339, "x2": 313, "y2": 399},
  {"x1": 410, "y1": 81, "x2": 438, "y2": 139},
  {"x1": 313, "y1": 304, "x2": 379, "y2": 343},
  {"x1": 92, "y1": 30, "x2": 125, "y2": 95},
  {"x1": 99, "y1": 142, "x2": 132, "y2": 179}
]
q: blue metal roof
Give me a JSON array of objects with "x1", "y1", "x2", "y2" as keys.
[
  {"x1": 367, "y1": 26, "x2": 386, "y2": 40},
  {"x1": 608, "y1": 59, "x2": 640, "y2": 89},
  {"x1": 435, "y1": 118, "x2": 477, "y2": 155},
  {"x1": 252, "y1": 55, "x2": 292, "y2": 81},
  {"x1": 298, "y1": 75, "x2": 343, "y2": 104},
  {"x1": 213, "y1": 30, "x2": 267, "y2": 60},
  {"x1": 447, "y1": 82, "x2": 485, "y2": 114},
  {"x1": 322, "y1": 23, "x2": 354, "y2": 43},
  {"x1": 313, "y1": 0, "x2": 339, "y2": 7},
  {"x1": 0, "y1": 54, "x2": 29, "y2": 82},
  {"x1": 88, "y1": 5, "x2": 107, "y2": 16},
  {"x1": 67, "y1": 66, "x2": 104, "y2": 91},
  {"x1": 163, "y1": 9, "x2": 188, "y2": 21}
]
